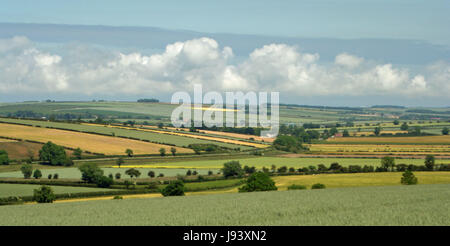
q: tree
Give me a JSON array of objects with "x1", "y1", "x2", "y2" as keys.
[
  {"x1": 400, "y1": 122, "x2": 409, "y2": 131},
  {"x1": 39, "y1": 141, "x2": 72, "y2": 166},
  {"x1": 73, "y1": 148, "x2": 83, "y2": 159},
  {"x1": 125, "y1": 168, "x2": 141, "y2": 178},
  {"x1": 148, "y1": 170, "x2": 155, "y2": 178},
  {"x1": 329, "y1": 127, "x2": 338, "y2": 136},
  {"x1": 239, "y1": 172, "x2": 277, "y2": 192},
  {"x1": 381, "y1": 156, "x2": 395, "y2": 171},
  {"x1": 158, "y1": 122, "x2": 164, "y2": 128},
  {"x1": 425, "y1": 155, "x2": 435, "y2": 171},
  {"x1": 53, "y1": 173, "x2": 59, "y2": 179},
  {"x1": 393, "y1": 120, "x2": 400, "y2": 125},
  {"x1": 374, "y1": 127, "x2": 381, "y2": 136},
  {"x1": 222, "y1": 161, "x2": 243, "y2": 178},
  {"x1": 125, "y1": 149, "x2": 133, "y2": 157},
  {"x1": 0, "y1": 150, "x2": 9, "y2": 165},
  {"x1": 273, "y1": 135, "x2": 305, "y2": 153},
  {"x1": 95, "y1": 175, "x2": 114, "y2": 188},
  {"x1": 159, "y1": 148, "x2": 166, "y2": 156},
  {"x1": 116, "y1": 157, "x2": 124, "y2": 168},
  {"x1": 33, "y1": 185, "x2": 56, "y2": 203},
  {"x1": 115, "y1": 173, "x2": 121, "y2": 179},
  {"x1": 78, "y1": 163, "x2": 104, "y2": 183},
  {"x1": 401, "y1": 170, "x2": 418, "y2": 185},
  {"x1": 186, "y1": 169, "x2": 192, "y2": 176},
  {"x1": 442, "y1": 127, "x2": 449, "y2": 135},
  {"x1": 410, "y1": 126, "x2": 421, "y2": 135},
  {"x1": 342, "y1": 130, "x2": 350, "y2": 137},
  {"x1": 170, "y1": 147, "x2": 177, "y2": 156},
  {"x1": 33, "y1": 169, "x2": 42, "y2": 179},
  {"x1": 161, "y1": 180, "x2": 185, "y2": 196},
  {"x1": 21, "y1": 163, "x2": 33, "y2": 179}
]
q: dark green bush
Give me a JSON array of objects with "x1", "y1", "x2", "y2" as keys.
[
  {"x1": 311, "y1": 183, "x2": 326, "y2": 189},
  {"x1": 401, "y1": 170, "x2": 418, "y2": 185},
  {"x1": 161, "y1": 180, "x2": 185, "y2": 196},
  {"x1": 287, "y1": 184, "x2": 307, "y2": 190},
  {"x1": 239, "y1": 172, "x2": 277, "y2": 192},
  {"x1": 33, "y1": 185, "x2": 56, "y2": 203}
]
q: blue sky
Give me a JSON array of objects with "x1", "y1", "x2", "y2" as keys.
[
  {"x1": 0, "y1": 1, "x2": 449, "y2": 106},
  {"x1": 1, "y1": 0, "x2": 449, "y2": 44}
]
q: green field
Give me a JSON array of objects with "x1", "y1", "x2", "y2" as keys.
[
  {"x1": 0, "y1": 183, "x2": 116, "y2": 198},
  {"x1": 112, "y1": 156, "x2": 450, "y2": 169},
  {"x1": 0, "y1": 167, "x2": 219, "y2": 179},
  {"x1": 0, "y1": 184, "x2": 448, "y2": 225}
]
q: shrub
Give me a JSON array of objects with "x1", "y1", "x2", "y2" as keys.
[
  {"x1": 159, "y1": 148, "x2": 166, "y2": 156},
  {"x1": 192, "y1": 170, "x2": 198, "y2": 176},
  {"x1": 113, "y1": 196, "x2": 123, "y2": 200},
  {"x1": 48, "y1": 174, "x2": 52, "y2": 179},
  {"x1": 186, "y1": 169, "x2": 192, "y2": 176},
  {"x1": 53, "y1": 173, "x2": 59, "y2": 179},
  {"x1": 21, "y1": 163, "x2": 33, "y2": 179},
  {"x1": 148, "y1": 170, "x2": 155, "y2": 178},
  {"x1": 115, "y1": 173, "x2": 121, "y2": 179},
  {"x1": 0, "y1": 150, "x2": 10, "y2": 165},
  {"x1": 73, "y1": 147, "x2": 83, "y2": 159},
  {"x1": 33, "y1": 185, "x2": 56, "y2": 203},
  {"x1": 222, "y1": 161, "x2": 243, "y2": 178},
  {"x1": 33, "y1": 169, "x2": 42, "y2": 179},
  {"x1": 161, "y1": 180, "x2": 185, "y2": 196},
  {"x1": 208, "y1": 170, "x2": 213, "y2": 176},
  {"x1": 401, "y1": 170, "x2": 418, "y2": 185},
  {"x1": 287, "y1": 184, "x2": 307, "y2": 190},
  {"x1": 311, "y1": 183, "x2": 326, "y2": 189},
  {"x1": 158, "y1": 173, "x2": 164, "y2": 177},
  {"x1": 239, "y1": 172, "x2": 277, "y2": 192},
  {"x1": 95, "y1": 175, "x2": 114, "y2": 188},
  {"x1": 425, "y1": 155, "x2": 435, "y2": 171}
]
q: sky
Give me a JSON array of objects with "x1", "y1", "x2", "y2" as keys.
[{"x1": 0, "y1": 1, "x2": 449, "y2": 106}]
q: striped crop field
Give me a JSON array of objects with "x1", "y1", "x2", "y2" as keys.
[
  {"x1": 82, "y1": 123, "x2": 269, "y2": 148},
  {"x1": 0, "y1": 118, "x2": 253, "y2": 150},
  {"x1": 0, "y1": 123, "x2": 193, "y2": 155},
  {"x1": 326, "y1": 135, "x2": 450, "y2": 145},
  {"x1": 109, "y1": 156, "x2": 450, "y2": 170},
  {"x1": 307, "y1": 144, "x2": 450, "y2": 156}
]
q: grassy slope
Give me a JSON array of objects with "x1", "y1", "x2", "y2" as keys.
[{"x1": 0, "y1": 184, "x2": 448, "y2": 225}]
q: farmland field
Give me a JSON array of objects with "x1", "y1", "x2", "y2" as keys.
[
  {"x1": 272, "y1": 171, "x2": 450, "y2": 190},
  {"x1": 0, "y1": 183, "x2": 116, "y2": 198},
  {"x1": 0, "y1": 118, "x2": 253, "y2": 150},
  {"x1": 0, "y1": 123, "x2": 192, "y2": 155},
  {"x1": 326, "y1": 135, "x2": 450, "y2": 145},
  {"x1": 0, "y1": 167, "x2": 219, "y2": 179},
  {"x1": 0, "y1": 184, "x2": 448, "y2": 225},
  {"x1": 308, "y1": 143, "x2": 450, "y2": 156}
]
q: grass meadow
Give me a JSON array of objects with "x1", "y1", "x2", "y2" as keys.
[
  {"x1": 0, "y1": 183, "x2": 116, "y2": 198},
  {"x1": 0, "y1": 184, "x2": 448, "y2": 225}
]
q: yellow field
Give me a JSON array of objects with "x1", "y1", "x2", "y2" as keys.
[
  {"x1": 0, "y1": 123, "x2": 193, "y2": 155},
  {"x1": 327, "y1": 135, "x2": 450, "y2": 144},
  {"x1": 352, "y1": 130, "x2": 409, "y2": 136},
  {"x1": 273, "y1": 171, "x2": 450, "y2": 190},
  {"x1": 308, "y1": 144, "x2": 450, "y2": 155},
  {"x1": 198, "y1": 129, "x2": 275, "y2": 143},
  {"x1": 83, "y1": 123, "x2": 268, "y2": 148}
]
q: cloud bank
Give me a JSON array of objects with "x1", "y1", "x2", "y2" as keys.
[{"x1": 0, "y1": 36, "x2": 448, "y2": 101}]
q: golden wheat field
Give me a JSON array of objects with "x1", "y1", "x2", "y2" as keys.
[
  {"x1": 308, "y1": 144, "x2": 450, "y2": 155},
  {"x1": 82, "y1": 123, "x2": 269, "y2": 148},
  {"x1": 327, "y1": 135, "x2": 450, "y2": 144},
  {"x1": 0, "y1": 123, "x2": 193, "y2": 155}
]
